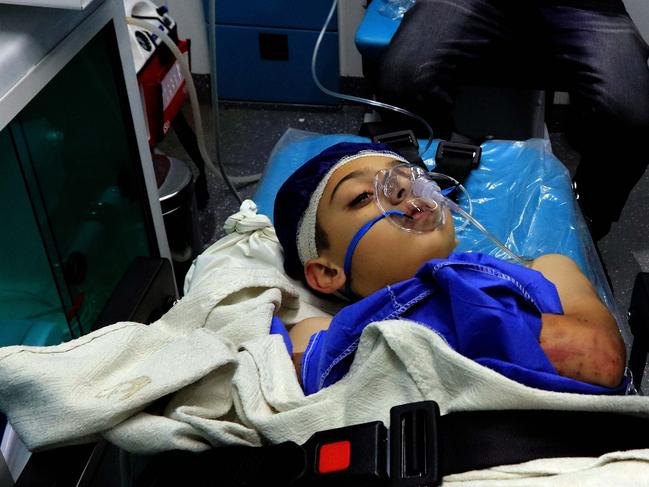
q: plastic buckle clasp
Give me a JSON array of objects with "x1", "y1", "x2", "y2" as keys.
[
  {"x1": 389, "y1": 401, "x2": 441, "y2": 487},
  {"x1": 297, "y1": 421, "x2": 389, "y2": 487},
  {"x1": 434, "y1": 141, "x2": 481, "y2": 175},
  {"x1": 372, "y1": 130, "x2": 427, "y2": 170},
  {"x1": 372, "y1": 130, "x2": 419, "y2": 151}
]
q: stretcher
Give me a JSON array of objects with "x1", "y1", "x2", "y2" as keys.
[{"x1": 131, "y1": 129, "x2": 649, "y2": 486}]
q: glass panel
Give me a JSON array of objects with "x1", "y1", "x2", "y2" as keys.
[
  {"x1": 0, "y1": 128, "x2": 69, "y2": 347},
  {"x1": 2, "y1": 25, "x2": 155, "y2": 342}
]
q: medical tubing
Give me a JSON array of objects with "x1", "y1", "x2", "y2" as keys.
[
  {"x1": 131, "y1": 14, "x2": 169, "y2": 26},
  {"x1": 450, "y1": 201, "x2": 530, "y2": 266},
  {"x1": 311, "y1": 0, "x2": 435, "y2": 157},
  {"x1": 126, "y1": 17, "x2": 256, "y2": 204},
  {"x1": 126, "y1": 16, "x2": 241, "y2": 203},
  {"x1": 206, "y1": 1, "x2": 262, "y2": 188},
  {"x1": 452, "y1": 182, "x2": 472, "y2": 232},
  {"x1": 414, "y1": 173, "x2": 473, "y2": 232},
  {"x1": 410, "y1": 171, "x2": 525, "y2": 263}
]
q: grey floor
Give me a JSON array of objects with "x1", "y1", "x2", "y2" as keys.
[{"x1": 161, "y1": 100, "x2": 649, "y2": 344}]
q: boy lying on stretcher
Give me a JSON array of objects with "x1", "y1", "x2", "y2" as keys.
[{"x1": 272, "y1": 142, "x2": 628, "y2": 396}]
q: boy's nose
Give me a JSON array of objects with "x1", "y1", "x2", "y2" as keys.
[
  {"x1": 385, "y1": 175, "x2": 412, "y2": 206},
  {"x1": 388, "y1": 186, "x2": 408, "y2": 206}
]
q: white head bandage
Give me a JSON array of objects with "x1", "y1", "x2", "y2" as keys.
[{"x1": 295, "y1": 150, "x2": 408, "y2": 265}]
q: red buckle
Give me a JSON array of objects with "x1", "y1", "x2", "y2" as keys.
[{"x1": 318, "y1": 440, "x2": 351, "y2": 474}]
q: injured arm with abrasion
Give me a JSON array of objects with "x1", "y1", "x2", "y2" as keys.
[{"x1": 533, "y1": 254, "x2": 626, "y2": 388}]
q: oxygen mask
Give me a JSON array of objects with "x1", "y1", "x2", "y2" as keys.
[
  {"x1": 373, "y1": 162, "x2": 530, "y2": 267},
  {"x1": 374, "y1": 163, "x2": 464, "y2": 233}
]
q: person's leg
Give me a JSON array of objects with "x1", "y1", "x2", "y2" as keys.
[
  {"x1": 376, "y1": 0, "x2": 519, "y2": 138},
  {"x1": 539, "y1": 4, "x2": 649, "y2": 239}
]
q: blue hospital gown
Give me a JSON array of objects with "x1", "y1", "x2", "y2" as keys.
[{"x1": 292, "y1": 252, "x2": 628, "y2": 396}]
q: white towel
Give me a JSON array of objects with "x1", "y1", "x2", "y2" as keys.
[{"x1": 2, "y1": 200, "x2": 649, "y2": 485}]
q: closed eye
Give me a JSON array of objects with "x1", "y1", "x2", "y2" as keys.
[{"x1": 349, "y1": 191, "x2": 373, "y2": 208}]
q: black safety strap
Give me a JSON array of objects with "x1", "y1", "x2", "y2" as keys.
[
  {"x1": 310, "y1": 402, "x2": 649, "y2": 486},
  {"x1": 360, "y1": 121, "x2": 426, "y2": 169},
  {"x1": 141, "y1": 401, "x2": 649, "y2": 487},
  {"x1": 439, "y1": 407, "x2": 649, "y2": 477},
  {"x1": 359, "y1": 122, "x2": 482, "y2": 186},
  {"x1": 433, "y1": 141, "x2": 481, "y2": 185}
]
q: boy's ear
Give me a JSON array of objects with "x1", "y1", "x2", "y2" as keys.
[{"x1": 304, "y1": 257, "x2": 346, "y2": 294}]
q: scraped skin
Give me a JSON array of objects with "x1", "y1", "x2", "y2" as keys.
[
  {"x1": 532, "y1": 254, "x2": 625, "y2": 387},
  {"x1": 289, "y1": 155, "x2": 626, "y2": 389}
]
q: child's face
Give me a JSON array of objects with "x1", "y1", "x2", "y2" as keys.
[{"x1": 315, "y1": 154, "x2": 458, "y2": 297}]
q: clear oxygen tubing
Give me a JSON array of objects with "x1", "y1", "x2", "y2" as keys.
[
  {"x1": 448, "y1": 199, "x2": 531, "y2": 267},
  {"x1": 378, "y1": 167, "x2": 530, "y2": 267},
  {"x1": 126, "y1": 17, "x2": 259, "y2": 205},
  {"x1": 311, "y1": 0, "x2": 435, "y2": 158},
  {"x1": 422, "y1": 172, "x2": 473, "y2": 233},
  {"x1": 416, "y1": 172, "x2": 530, "y2": 266}
]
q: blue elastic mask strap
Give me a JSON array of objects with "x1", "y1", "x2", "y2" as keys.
[{"x1": 343, "y1": 210, "x2": 405, "y2": 297}]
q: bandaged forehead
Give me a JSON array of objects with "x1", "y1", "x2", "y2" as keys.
[{"x1": 296, "y1": 150, "x2": 408, "y2": 265}]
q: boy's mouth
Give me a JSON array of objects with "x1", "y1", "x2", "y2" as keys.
[
  {"x1": 403, "y1": 200, "x2": 441, "y2": 230},
  {"x1": 405, "y1": 200, "x2": 436, "y2": 217}
]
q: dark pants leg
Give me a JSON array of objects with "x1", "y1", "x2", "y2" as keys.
[
  {"x1": 538, "y1": 4, "x2": 649, "y2": 238},
  {"x1": 377, "y1": 0, "x2": 522, "y2": 138}
]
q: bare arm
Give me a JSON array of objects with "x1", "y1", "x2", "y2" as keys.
[
  {"x1": 289, "y1": 316, "x2": 333, "y2": 354},
  {"x1": 532, "y1": 254, "x2": 626, "y2": 387},
  {"x1": 288, "y1": 316, "x2": 332, "y2": 382}
]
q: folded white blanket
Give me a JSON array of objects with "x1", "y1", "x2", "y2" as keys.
[{"x1": 1, "y1": 200, "x2": 649, "y2": 485}]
